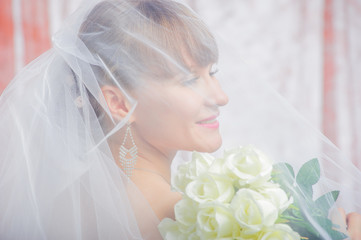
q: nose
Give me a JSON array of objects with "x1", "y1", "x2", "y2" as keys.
[{"x1": 205, "y1": 77, "x2": 229, "y2": 107}]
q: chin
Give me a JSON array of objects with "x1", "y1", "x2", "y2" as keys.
[{"x1": 195, "y1": 136, "x2": 222, "y2": 153}]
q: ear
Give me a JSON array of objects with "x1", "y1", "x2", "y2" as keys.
[{"x1": 101, "y1": 85, "x2": 134, "y2": 122}]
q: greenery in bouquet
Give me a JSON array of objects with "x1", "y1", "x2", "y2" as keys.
[
  {"x1": 158, "y1": 145, "x2": 347, "y2": 240},
  {"x1": 272, "y1": 158, "x2": 347, "y2": 239}
]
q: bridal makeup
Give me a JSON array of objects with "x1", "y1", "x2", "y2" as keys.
[
  {"x1": 132, "y1": 61, "x2": 228, "y2": 154},
  {"x1": 196, "y1": 114, "x2": 220, "y2": 129}
]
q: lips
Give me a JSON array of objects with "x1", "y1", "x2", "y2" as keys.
[
  {"x1": 196, "y1": 115, "x2": 220, "y2": 129},
  {"x1": 197, "y1": 116, "x2": 217, "y2": 124}
]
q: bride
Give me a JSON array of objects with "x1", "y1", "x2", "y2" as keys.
[{"x1": 0, "y1": 0, "x2": 360, "y2": 239}]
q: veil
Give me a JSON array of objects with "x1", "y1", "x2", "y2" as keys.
[{"x1": 0, "y1": 0, "x2": 360, "y2": 239}]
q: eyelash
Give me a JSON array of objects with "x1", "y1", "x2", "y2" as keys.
[
  {"x1": 209, "y1": 65, "x2": 219, "y2": 76},
  {"x1": 182, "y1": 65, "x2": 219, "y2": 86}
]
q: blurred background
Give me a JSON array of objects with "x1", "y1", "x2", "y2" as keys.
[{"x1": 1, "y1": 0, "x2": 360, "y2": 167}]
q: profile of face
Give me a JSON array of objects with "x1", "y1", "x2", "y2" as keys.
[
  {"x1": 80, "y1": 0, "x2": 228, "y2": 155},
  {"x1": 132, "y1": 59, "x2": 229, "y2": 155}
]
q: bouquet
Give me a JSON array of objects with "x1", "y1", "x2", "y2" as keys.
[{"x1": 158, "y1": 146, "x2": 347, "y2": 239}]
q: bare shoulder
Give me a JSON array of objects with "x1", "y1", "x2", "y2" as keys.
[{"x1": 132, "y1": 173, "x2": 182, "y2": 220}]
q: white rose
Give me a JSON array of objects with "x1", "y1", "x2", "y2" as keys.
[
  {"x1": 196, "y1": 202, "x2": 241, "y2": 239},
  {"x1": 231, "y1": 188, "x2": 278, "y2": 234},
  {"x1": 258, "y1": 224, "x2": 300, "y2": 240},
  {"x1": 208, "y1": 157, "x2": 226, "y2": 175},
  {"x1": 174, "y1": 198, "x2": 198, "y2": 234},
  {"x1": 255, "y1": 182, "x2": 293, "y2": 213},
  {"x1": 185, "y1": 172, "x2": 234, "y2": 204},
  {"x1": 172, "y1": 152, "x2": 214, "y2": 192},
  {"x1": 223, "y1": 146, "x2": 273, "y2": 187},
  {"x1": 158, "y1": 218, "x2": 188, "y2": 240},
  {"x1": 187, "y1": 232, "x2": 200, "y2": 240}
]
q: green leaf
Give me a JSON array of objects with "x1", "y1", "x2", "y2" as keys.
[
  {"x1": 287, "y1": 219, "x2": 320, "y2": 239},
  {"x1": 311, "y1": 216, "x2": 348, "y2": 240},
  {"x1": 273, "y1": 162, "x2": 295, "y2": 178},
  {"x1": 272, "y1": 162, "x2": 295, "y2": 193},
  {"x1": 296, "y1": 158, "x2": 320, "y2": 198},
  {"x1": 314, "y1": 191, "x2": 340, "y2": 215},
  {"x1": 276, "y1": 158, "x2": 346, "y2": 240}
]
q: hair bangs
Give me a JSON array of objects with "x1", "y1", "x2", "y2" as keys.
[{"x1": 135, "y1": 0, "x2": 219, "y2": 80}]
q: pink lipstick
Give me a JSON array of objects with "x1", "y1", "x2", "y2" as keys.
[{"x1": 196, "y1": 115, "x2": 220, "y2": 129}]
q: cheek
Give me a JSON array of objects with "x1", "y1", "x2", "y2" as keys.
[
  {"x1": 168, "y1": 93, "x2": 202, "y2": 120},
  {"x1": 138, "y1": 93, "x2": 201, "y2": 130},
  {"x1": 133, "y1": 90, "x2": 204, "y2": 145},
  {"x1": 134, "y1": 97, "x2": 167, "y2": 128}
]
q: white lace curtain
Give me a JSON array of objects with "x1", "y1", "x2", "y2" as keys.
[{"x1": 1, "y1": 0, "x2": 360, "y2": 166}]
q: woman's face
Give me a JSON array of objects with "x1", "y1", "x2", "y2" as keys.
[{"x1": 132, "y1": 57, "x2": 228, "y2": 155}]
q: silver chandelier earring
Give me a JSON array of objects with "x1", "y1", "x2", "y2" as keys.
[{"x1": 119, "y1": 124, "x2": 137, "y2": 178}]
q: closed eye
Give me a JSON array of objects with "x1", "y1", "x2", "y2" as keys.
[{"x1": 181, "y1": 63, "x2": 218, "y2": 86}]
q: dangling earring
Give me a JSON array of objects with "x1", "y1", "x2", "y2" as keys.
[{"x1": 119, "y1": 124, "x2": 137, "y2": 178}]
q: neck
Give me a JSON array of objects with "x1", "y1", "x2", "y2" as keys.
[{"x1": 137, "y1": 150, "x2": 175, "y2": 182}]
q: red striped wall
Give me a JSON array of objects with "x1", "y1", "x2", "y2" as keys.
[
  {"x1": 0, "y1": 0, "x2": 51, "y2": 94},
  {"x1": 0, "y1": 0, "x2": 15, "y2": 93},
  {"x1": 21, "y1": 0, "x2": 50, "y2": 63},
  {"x1": 322, "y1": 0, "x2": 337, "y2": 145}
]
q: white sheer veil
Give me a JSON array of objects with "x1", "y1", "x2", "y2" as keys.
[{"x1": 0, "y1": 0, "x2": 360, "y2": 239}]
